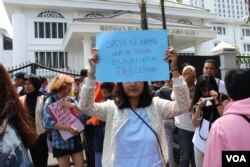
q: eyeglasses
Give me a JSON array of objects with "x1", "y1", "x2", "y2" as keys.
[{"x1": 200, "y1": 86, "x2": 214, "y2": 92}]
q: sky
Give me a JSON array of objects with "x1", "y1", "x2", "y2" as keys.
[{"x1": 0, "y1": 0, "x2": 13, "y2": 37}]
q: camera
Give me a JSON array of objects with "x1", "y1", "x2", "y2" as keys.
[
  {"x1": 202, "y1": 97, "x2": 214, "y2": 107},
  {"x1": 202, "y1": 97, "x2": 213, "y2": 102}
]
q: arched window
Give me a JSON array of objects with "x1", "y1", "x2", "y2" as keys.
[
  {"x1": 35, "y1": 11, "x2": 67, "y2": 39},
  {"x1": 37, "y1": 11, "x2": 64, "y2": 18}
]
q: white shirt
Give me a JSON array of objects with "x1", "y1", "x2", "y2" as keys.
[{"x1": 215, "y1": 78, "x2": 227, "y2": 95}]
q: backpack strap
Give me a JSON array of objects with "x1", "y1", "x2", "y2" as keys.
[
  {"x1": 50, "y1": 96, "x2": 56, "y2": 103},
  {"x1": 240, "y1": 115, "x2": 250, "y2": 124}
]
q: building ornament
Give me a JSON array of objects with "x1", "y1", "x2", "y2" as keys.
[
  {"x1": 178, "y1": 19, "x2": 193, "y2": 25},
  {"x1": 85, "y1": 12, "x2": 104, "y2": 18},
  {"x1": 37, "y1": 11, "x2": 64, "y2": 18}
]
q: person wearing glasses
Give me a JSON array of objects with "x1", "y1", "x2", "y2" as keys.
[{"x1": 191, "y1": 74, "x2": 229, "y2": 167}]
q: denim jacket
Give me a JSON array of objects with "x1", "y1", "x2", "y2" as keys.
[{"x1": 0, "y1": 122, "x2": 33, "y2": 167}]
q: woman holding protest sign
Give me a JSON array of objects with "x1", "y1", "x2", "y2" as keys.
[
  {"x1": 43, "y1": 74, "x2": 85, "y2": 167},
  {"x1": 75, "y1": 48, "x2": 190, "y2": 167}
]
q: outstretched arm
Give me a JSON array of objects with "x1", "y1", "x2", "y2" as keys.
[
  {"x1": 78, "y1": 48, "x2": 113, "y2": 121},
  {"x1": 159, "y1": 49, "x2": 190, "y2": 118}
]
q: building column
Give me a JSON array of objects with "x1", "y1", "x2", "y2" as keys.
[
  {"x1": 211, "y1": 42, "x2": 238, "y2": 80},
  {"x1": 12, "y1": 9, "x2": 26, "y2": 66},
  {"x1": 194, "y1": 42, "x2": 202, "y2": 55},
  {"x1": 82, "y1": 36, "x2": 92, "y2": 69},
  {"x1": 0, "y1": 33, "x2": 3, "y2": 64},
  {"x1": 168, "y1": 34, "x2": 175, "y2": 48}
]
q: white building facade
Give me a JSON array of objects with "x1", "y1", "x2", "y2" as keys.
[
  {"x1": 2, "y1": 0, "x2": 221, "y2": 70},
  {"x1": 189, "y1": 0, "x2": 250, "y2": 55}
]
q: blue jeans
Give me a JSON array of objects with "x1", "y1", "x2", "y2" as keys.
[
  {"x1": 177, "y1": 128, "x2": 196, "y2": 167},
  {"x1": 95, "y1": 152, "x2": 102, "y2": 167}
]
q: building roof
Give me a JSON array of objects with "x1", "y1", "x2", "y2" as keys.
[
  {"x1": 63, "y1": 10, "x2": 216, "y2": 51},
  {"x1": 3, "y1": 0, "x2": 217, "y2": 23},
  {"x1": 74, "y1": 10, "x2": 211, "y2": 30}
]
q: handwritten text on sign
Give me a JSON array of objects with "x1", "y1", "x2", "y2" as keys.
[
  {"x1": 48, "y1": 97, "x2": 84, "y2": 141},
  {"x1": 96, "y1": 30, "x2": 170, "y2": 82}
]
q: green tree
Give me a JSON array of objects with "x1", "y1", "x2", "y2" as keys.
[{"x1": 244, "y1": 0, "x2": 250, "y2": 23}]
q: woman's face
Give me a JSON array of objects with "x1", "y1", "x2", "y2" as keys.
[
  {"x1": 183, "y1": 68, "x2": 196, "y2": 85},
  {"x1": 122, "y1": 82, "x2": 144, "y2": 99},
  {"x1": 61, "y1": 83, "x2": 72, "y2": 96},
  {"x1": 200, "y1": 85, "x2": 214, "y2": 97},
  {"x1": 24, "y1": 80, "x2": 35, "y2": 93}
]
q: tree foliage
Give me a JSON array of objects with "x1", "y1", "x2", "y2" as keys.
[{"x1": 245, "y1": 0, "x2": 250, "y2": 24}]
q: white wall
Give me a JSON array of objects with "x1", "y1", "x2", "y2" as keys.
[
  {"x1": 0, "y1": 33, "x2": 3, "y2": 63},
  {"x1": 3, "y1": 50, "x2": 13, "y2": 68},
  {"x1": 68, "y1": 45, "x2": 85, "y2": 71}
]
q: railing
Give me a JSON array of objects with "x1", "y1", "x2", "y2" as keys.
[
  {"x1": 8, "y1": 63, "x2": 80, "y2": 81},
  {"x1": 236, "y1": 56, "x2": 250, "y2": 69}
]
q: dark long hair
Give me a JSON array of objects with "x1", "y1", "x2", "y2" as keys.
[
  {"x1": 191, "y1": 74, "x2": 219, "y2": 107},
  {"x1": 225, "y1": 68, "x2": 250, "y2": 101},
  {"x1": 115, "y1": 82, "x2": 153, "y2": 109},
  {"x1": 0, "y1": 64, "x2": 38, "y2": 148}
]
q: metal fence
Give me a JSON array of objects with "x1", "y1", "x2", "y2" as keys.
[
  {"x1": 8, "y1": 63, "x2": 80, "y2": 81},
  {"x1": 236, "y1": 56, "x2": 250, "y2": 69},
  {"x1": 8, "y1": 55, "x2": 249, "y2": 81},
  {"x1": 178, "y1": 55, "x2": 221, "y2": 78}
]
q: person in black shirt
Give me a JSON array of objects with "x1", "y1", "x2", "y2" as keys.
[
  {"x1": 13, "y1": 71, "x2": 27, "y2": 96},
  {"x1": 191, "y1": 74, "x2": 229, "y2": 167}
]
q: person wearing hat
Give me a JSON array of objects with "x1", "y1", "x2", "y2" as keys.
[
  {"x1": 19, "y1": 74, "x2": 48, "y2": 167},
  {"x1": 13, "y1": 71, "x2": 27, "y2": 96}
]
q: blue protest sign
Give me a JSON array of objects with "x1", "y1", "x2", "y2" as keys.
[{"x1": 96, "y1": 30, "x2": 169, "y2": 82}]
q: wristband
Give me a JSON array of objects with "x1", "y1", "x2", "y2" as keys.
[{"x1": 88, "y1": 71, "x2": 96, "y2": 78}]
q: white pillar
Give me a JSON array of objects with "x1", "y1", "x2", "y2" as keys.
[
  {"x1": 195, "y1": 43, "x2": 202, "y2": 55},
  {"x1": 211, "y1": 42, "x2": 238, "y2": 80},
  {"x1": 0, "y1": 33, "x2": 3, "y2": 64},
  {"x1": 82, "y1": 36, "x2": 92, "y2": 69},
  {"x1": 218, "y1": 51, "x2": 238, "y2": 80},
  {"x1": 12, "y1": 9, "x2": 26, "y2": 66},
  {"x1": 168, "y1": 34, "x2": 175, "y2": 49}
]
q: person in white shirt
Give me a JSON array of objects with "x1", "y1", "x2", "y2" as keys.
[
  {"x1": 175, "y1": 65, "x2": 197, "y2": 167},
  {"x1": 202, "y1": 59, "x2": 227, "y2": 95}
]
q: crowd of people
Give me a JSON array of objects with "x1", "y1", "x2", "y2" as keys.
[{"x1": 0, "y1": 47, "x2": 250, "y2": 167}]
